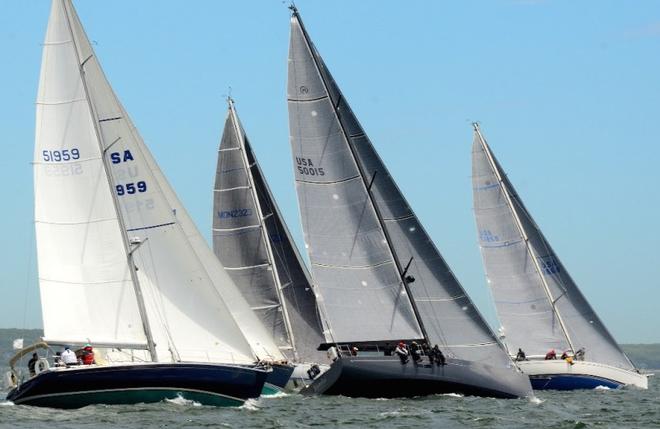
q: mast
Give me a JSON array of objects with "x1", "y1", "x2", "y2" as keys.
[
  {"x1": 291, "y1": 6, "x2": 429, "y2": 344},
  {"x1": 61, "y1": 0, "x2": 157, "y2": 361},
  {"x1": 227, "y1": 97, "x2": 299, "y2": 360},
  {"x1": 473, "y1": 123, "x2": 575, "y2": 352}
]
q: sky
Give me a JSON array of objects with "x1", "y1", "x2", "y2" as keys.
[{"x1": 0, "y1": 0, "x2": 658, "y2": 343}]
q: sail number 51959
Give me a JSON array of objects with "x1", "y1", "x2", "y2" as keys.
[{"x1": 42, "y1": 148, "x2": 80, "y2": 162}]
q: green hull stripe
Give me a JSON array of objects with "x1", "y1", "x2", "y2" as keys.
[
  {"x1": 261, "y1": 383, "x2": 283, "y2": 396},
  {"x1": 17, "y1": 388, "x2": 244, "y2": 408}
]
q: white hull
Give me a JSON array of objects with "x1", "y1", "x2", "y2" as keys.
[
  {"x1": 286, "y1": 363, "x2": 330, "y2": 392},
  {"x1": 517, "y1": 359, "x2": 649, "y2": 390}
]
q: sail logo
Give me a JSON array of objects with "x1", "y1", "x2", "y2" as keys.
[
  {"x1": 479, "y1": 229, "x2": 499, "y2": 243},
  {"x1": 539, "y1": 255, "x2": 560, "y2": 275},
  {"x1": 218, "y1": 208, "x2": 252, "y2": 219},
  {"x1": 296, "y1": 157, "x2": 325, "y2": 177}
]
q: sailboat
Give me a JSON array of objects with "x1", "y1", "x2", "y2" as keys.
[
  {"x1": 5, "y1": 0, "x2": 277, "y2": 408},
  {"x1": 471, "y1": 123, "x2": 649, "y2": 390},
  {"x1": 285, "y1": 6, "x2": 532, "y2": 399},
  {"x1": 212, "y1": 98, "x2": 329, "y2": 392}
]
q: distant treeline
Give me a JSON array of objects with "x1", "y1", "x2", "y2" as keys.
[{"x1": 1, "y1": 328, "x2": 658, "y2": 370}]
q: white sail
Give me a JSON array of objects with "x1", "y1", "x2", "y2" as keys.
[
  {"x1": 36, "y1": 0, "x2": 263, "y2": 365},
  {"x1": 472, "y1": 125, "x2": 635, "y2": 370}
]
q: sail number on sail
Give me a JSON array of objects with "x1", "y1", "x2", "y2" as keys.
[
  {"x1": 109, "y1": 150, "x2": 148, "y2": 196},
  {"x1": 296, "y1": 157, "x2": 324, "y2": 177},
  {"x1": 42, "y1": 149, "x2": 80, "y2": 162}
]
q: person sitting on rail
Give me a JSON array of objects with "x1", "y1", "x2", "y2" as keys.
[
  {"x1": 81, "y1": 344, "x2": 95, "y2": 365},
  {"x1": 432, "y1": 344, "x2": 446, "y2": 366},
  {"x1": 61, "y1": 346, "x2": 78, "y2": 366},
  {"x1": 515, "y1": 348, "x2": 527, "y2": 361},
  {"x1": 544, "y1": 349, "x2": 557, "y2": 360},
  {"x1": 410, "y1": 341, "x2": 422, "y2": 364},
  {"x1": 394, "y1": 341, "x2": 409, "y2": 364}
]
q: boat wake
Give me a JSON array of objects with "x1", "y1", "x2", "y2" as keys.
[
  {"x1": 594, "y1": 385, "x2": 611, "y2": 391},
  {"x1": 440, "y1": 393, "x2": 464, "y2": 398},
  {"x1": 529, "y1": 396, "x2": 544, "y2": 405},
  {"x1": 0, "y1": 401, "x2": 15, "y2": 407},
  {"x1": 164, "y1": 394, "x2": 202, "y2": 407},
  {"x1": 261, "y1": 391, "x2": 289, "y2": 399},
  {"x1": 239, "y1": 398, "x2": 260, "y2": 411}
]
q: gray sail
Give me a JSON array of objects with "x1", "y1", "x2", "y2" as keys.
[
  {"x1": 287, "y1": 14, "x2": 423, "y2": 344},
  {"x1": 287, "y1": 11, "x2": 511, "y2": 366},
  {"x1": 472, "y1": 125, "x2": 635, "y2": 370},
  {"x1": 213, "y1": 101, "x2": 326, "y2": 363}
]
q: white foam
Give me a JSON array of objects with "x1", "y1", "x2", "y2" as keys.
[
  {"x1": 165, "y1": 394, "x2": 201, "y2": 407},
  {"x1": 0, "y1": 401, "x2": 15, "y2": 407},
  {"x1": 594, "y1": 385, "x2": 611, "y2": 390},
  {"x1": 239, "y1": 398, "x2": 260, "y2": 411},
  {"x1": 442, "y1": 393, "x2": 464, "y2": 398},
  {"x1": 261, "y1": 390, "x2": 289, "y2": 399},
  {"x1": 529, "y1": 395, "x2": 544, "y2": 405}
]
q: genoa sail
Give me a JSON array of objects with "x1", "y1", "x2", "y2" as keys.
[
  {"x1": 213, "y1": 100, "x2": 327, "y2": 363},
  {"x1": 35, "y1": 0, "x2": 273, "y2": 365},
  {"x1": 287, "y1": 10, "x2": 512, "y2": 366},
  {"x1": 472, "y1": 124, "x2": 634, "y2": 370}
]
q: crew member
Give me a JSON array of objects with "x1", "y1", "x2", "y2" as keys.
[
  {"x1": 28, "y1": 353, "x2": 38, "y2": 377},
  {"x1": 432, "y1": 345, "x2": 446, "y2": 366},
  {"x1": 81, "y1": 344, "x2": 95, "y2": 365},
  {"x1": 61, "y1": 346, "x2": 78, "y2": 366},
  {"x1": 515, "y1": 348, "x2": 526, "y2": 361},
  {"x1": 394, "y1": 341, "x2": 409, "y2": 364},
  {"x1": 545, "y1": 349, "x2": 557, "y2": 360}
]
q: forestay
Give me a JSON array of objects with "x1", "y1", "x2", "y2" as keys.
[
  {"x1": 472, "y1": 125, "x2": 634, "y2": 370},
  {"x1": 35, "y1": 0, "x2": 264, "y2": 365},
  {"x1": 213, "y1": 101, "x2": 327, "y2": 363},
  {"x1": 287, "y1": 11, "x2": 511, "y2": 366}
]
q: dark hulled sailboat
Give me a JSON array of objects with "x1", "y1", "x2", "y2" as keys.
[{"x1": 285, "y1": 6, "x2": 532, "y2": 399}]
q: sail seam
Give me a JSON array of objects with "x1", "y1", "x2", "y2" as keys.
[
  {"x1": 126, "y1": 222, "x2": 176, "y2": 232},
  {"x1": 212, "y1": 224, "x2": 260, "y2": 232},
  {"x1": 34, "y1": 217, "x2": 117, "y2": 225},
  {"x1": 36, "y1": 98, "x2": 86, "y2": 105},
  {"x1": 39, "y1": 277, "x2": 131, "y2": 285},
  {"x1": 415, "y1": 295, "x2": 465, "y2": 302},
  {"x1": 287, "y1": 95, "x2": 327, "y2": 103},
  {"x1": 214, "y1": 185, "x2": 250, "y2": 192},
  {"x1": 312, "y1": 260, "x2": 393, "y2": 270},
  {"x1": 224, "y1": 263, "x2": 270, "y2": 271},
  {"x1": 295, "y1": 175, "x2": 361, "y2": 185}
]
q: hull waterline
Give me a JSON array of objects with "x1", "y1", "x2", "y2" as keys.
[
  {"x1": 300, "y1": 355, "x2": 532, "y2": 399},
  {"x1": 6, "y1": 363, "x2": 267, "y2": 408}
]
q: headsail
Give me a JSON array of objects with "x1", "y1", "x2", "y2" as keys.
[
  {"x1": 287, "y1": 8, "x2": 511, "y2": 365},
  {"x1": 213, "y1": 100, "x2": 327, "y2": 363},
  {"x1": 35, "y1": 0, "x2": 263, "y2": 365},
  {"x1": 472, "y1": 124, "x2": 634, "y2": 369}
]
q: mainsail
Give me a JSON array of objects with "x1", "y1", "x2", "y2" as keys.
[
  {"x1": 213, "y1": 100, "x2": 327, "y2": 363},
  {"x1": 287, "y1": 9, "x2": 511, "y2": 365},
  {"x1": 472, "y1": 124, "x2": 635, "y2": 369},
  {"x1": 34, "y1": 0, "x2": 274, "y2": 365}
]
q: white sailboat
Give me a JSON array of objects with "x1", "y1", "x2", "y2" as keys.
[
  {"x1": 5, "y1": 0, "x2": 279, "y2": 407},
  {"x1": 472, "y1": 123, "x2": 649, "y2": 390},
  {"x1": 212, "y1": 98, "x2": 330, "y2": 392}
]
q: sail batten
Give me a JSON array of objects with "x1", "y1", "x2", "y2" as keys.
[{"x1": 472, "y1": 125, "x2": 635, "y2": 370}]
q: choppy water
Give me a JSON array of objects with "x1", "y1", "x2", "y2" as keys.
[{"x1": 1, "y1": 374, "x2": 659, "y2": 429}]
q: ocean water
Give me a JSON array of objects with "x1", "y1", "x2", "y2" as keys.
[{"x1": 1, "y1": 374, "x2": 658, "y2": 429}]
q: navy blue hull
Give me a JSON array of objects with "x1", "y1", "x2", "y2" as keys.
[
  {"x1": 530, "y1": 374, "x2": 621, "y2": 390},
  {"x1": 263, "y1": 363, "x2": 294, "y2": 393},
  {"x1": 6, "y1": 363, "x2": 267, "y2": 408}
]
